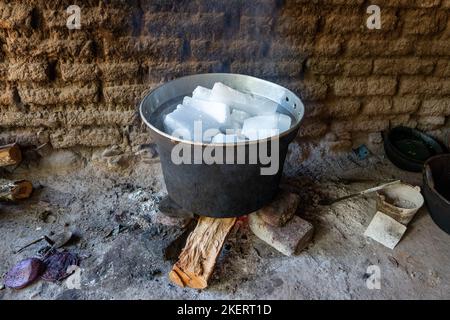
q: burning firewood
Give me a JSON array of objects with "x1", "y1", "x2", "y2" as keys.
[
  {"x1": 0, "y1": 143, "x2": 22, "y2": 167},
  {"x1": 169, "y1": 216, "x2": 236, "y2": 289},
  {"x1": 0, "y1": 179, "x2": 33, "y2": 201}
]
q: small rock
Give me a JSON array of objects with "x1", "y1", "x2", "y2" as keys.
[
  {"x1": 248, "y1": 214, "x2": 314, "y2": 256},
  {"x1": 256, "y1": 191, "x2": 299, "y2": 227}
]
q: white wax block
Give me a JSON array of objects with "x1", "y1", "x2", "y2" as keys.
[
  {"x1": 211, "y1": 82, "x2": 278, "y2": 115},
  {"x1": 164, "y1": 104, "x2": 221, "y2": 142},
  {"x1": 211, "y1": 133, "x2": 247, "y2": 144},
  {"x1": 192, "y1": 86, "x2": 212, "y2": 100},
  {"x1": 220, "y1": 120, "x2": 242, "y2": 133},
  {"x1": 211, "y1": 82, "x2": 248, "y2": 105},
  {"x1": 230, "y1": 109, "x2": 251, "y2": 125},
  {"x1": 253, "y1": 96, "x2": 279, "y2": 115},
  {"x1": 364, "y1": 211, "x2": 407, "y2": 250},
  {"x1": 183, "y1": 96, "x2": 230, "y2": 124},
  {"x1": 241, "y1": 113, "x2": 292, "y2": 140}
]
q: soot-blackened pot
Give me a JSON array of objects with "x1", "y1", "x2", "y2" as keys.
[{"x1": 140, "y1": 73, "x2": 304, "y2": 217}]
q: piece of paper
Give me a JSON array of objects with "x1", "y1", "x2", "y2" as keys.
[{"x1": 364, "y1": 211, "x2": 407, "y2": 249}]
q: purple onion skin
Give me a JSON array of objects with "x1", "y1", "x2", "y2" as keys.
[
  {"x1": 41, "y1": 251, "x2": 80, "y2": 282},
  {"x1": 4, "y1": 258, "x2": 44, "y2": 289}
]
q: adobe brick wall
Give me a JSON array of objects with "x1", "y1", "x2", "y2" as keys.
[{"x1": 0, "y1": 0, "x2": 449, "y2": 151}]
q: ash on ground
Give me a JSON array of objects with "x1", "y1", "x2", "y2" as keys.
[{"x1": 0, "y1": 146, "x2": 448, "y2": 300}]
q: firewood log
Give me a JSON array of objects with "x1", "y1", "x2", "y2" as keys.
[
  {"x1": 0, "y1": 144, "x2": 22, "y2": 167},
  {"x1": 169, "y1": 216, "x2": 236, "y2": 289},
  {"x1": 0, "y1": 179, "x2": 33, "y2": 202}
]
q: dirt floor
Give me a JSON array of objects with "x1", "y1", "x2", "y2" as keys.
[{"x1": 0, "y1": 143, "x2": 449, "y2": 300}]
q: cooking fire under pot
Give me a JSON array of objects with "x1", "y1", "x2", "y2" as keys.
[{"x1": 140, "y1": 73, "x2": 304, "y2": 218}]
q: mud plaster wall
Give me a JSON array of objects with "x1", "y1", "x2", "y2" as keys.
[{"x1": 0, "y1": 0, "x2": 449, "y2": 154}]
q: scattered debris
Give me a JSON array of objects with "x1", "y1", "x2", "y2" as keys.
[
  {"x1": 41, "y1": 251, "x2": 80, "y2": 282},
  {"x1": 0, "y1": 143, "x2": 22, "y2": 167},
  {"x1": 104, "y1": 224, "x2": 130, "y2": 238},
  {"x1": 4, "y1": 258, "x2": 44, "y2": 289},
  {"x1": 169, "y1": 217, "x2": 236, "y2": 289},
  {"x1": 51, "y1": 231, "x2": 74, "y2": 249},
  {"x1": 0, "y1": 179, "x2": 33, "y2": 202},
  {"x1": 353, "y1": 145, "x2": 370, "y2": 161},
  {"x1": 388, "y1": 256, "x2": 400, "y2": 268},
  {"x1": 364, "y1": 211, "x2": 407, "y2": 249},
  {"x1": 14, "y1": 235, "x2": 54, "y2": 254},
  {"x1": 249, "y1": 214, "x2": 314, "y2": 256}
]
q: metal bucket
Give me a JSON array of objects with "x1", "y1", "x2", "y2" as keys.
[
  {"x1": 376, "y1": 183, "x2": 424, "y2": 225},
  {"x1": 140, "y1": 73, "x2": 304, "y2": 217}
]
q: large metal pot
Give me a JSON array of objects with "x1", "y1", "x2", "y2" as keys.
[
  {"x1": 140, "y1": 73, "x2": 304, "y2": 218},
  {"x1": 423, "y1": 154, "x2": 450, "y2": 235}
]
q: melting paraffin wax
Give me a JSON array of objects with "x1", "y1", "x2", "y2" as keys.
[
  {"x1": 182, "y1": 96, "x2": 230, "y2": 125},
  {"x1": 210, "y1": 82, "x2": 279, "y2": 116},
  {"x1": 211, "y1": 133, "x2": 247, "y2": 144},
  {"x1": 230, "y1": 109, "x2": 251, "y2": 125},
  {"x1": 192, "y1": 86, "x2": 212, "y2": 100},
  {"x1": 241, "y1": 114, "x2": 292, "y2": 141},
  {"x1": 164, "y1": 104, "x2": 221, "y2": 142},
  {"x1": 163, "y1": 82, "x2": 292, "y2": 143}
]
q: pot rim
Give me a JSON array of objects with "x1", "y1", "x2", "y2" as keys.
[
  {"x1": 424, "y1": 154, "x2": 450, "y2": 206},
  {"x1": 139, "y1": 73, "x2": 304, "y2": 147}
]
